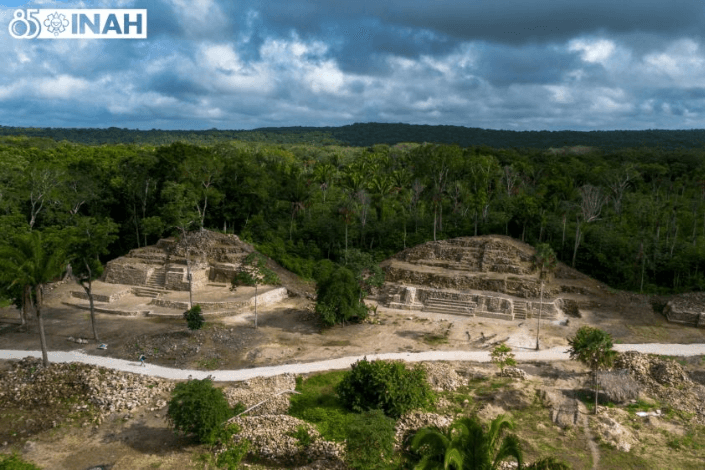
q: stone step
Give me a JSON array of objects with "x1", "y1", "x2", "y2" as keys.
[
  {"x1": 475, "y1": 311, "x2": 514, "y2": 321},
  {"x1": 423, "y1": 305, "x2": 474, "y2": 315},
  {"x1": 425, "y1": 298, "x2": 476, "y2": 307},
  {"x1": 133, "y1": 287, "x2": 163, "y2": 298}
]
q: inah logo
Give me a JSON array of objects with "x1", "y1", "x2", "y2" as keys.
[
  {"x1": 44, "y1": 12, "x2": 69, "y2": 37},
  {"x1": 8, "y1": 9, "x2": 147, "y2": 39}
]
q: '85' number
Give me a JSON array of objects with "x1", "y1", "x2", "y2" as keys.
[{"x1": 8, "y1": 9, "x2": 41, "y2": 39}]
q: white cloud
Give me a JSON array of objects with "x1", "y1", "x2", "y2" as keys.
[
  {"x1": 643, "y1": 39, "x2": 705, "y2": 85},
  {"x1": 569, "y1": 38, "x2": 615, "y2": 64},
  {"x1": 306, "y1": 60, "x2": 345, "y2": 94},
  {"x1": 35, "y1": 74, "x2": 89, "y2": 98}
]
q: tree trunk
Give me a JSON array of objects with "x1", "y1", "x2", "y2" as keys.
[
  {"x1": 20, "y1": 284, "x2": 31, "y2": 328},
  {"x1": 35, "y1": 285, "x2": 48, "y2": 367},
  {"x1": 561, "y1": 214, "x2": 566, "y2": 253},
  {"x1": 594, "y1": 369, "x2": 599, "y2": 414},
  {"x1": 81, "y1": 262, "x2": 99, "y2": 341},
  {"x1": 186, "y1": 251, "x2": 193, "y2": 310},
  {"x1": 536, "y1": 280, "x2": 543, "y2": 350},
  {"x1": 572, "y1": 221, "x2": 581, "y2": 268},
  {"x1": 433, "y1": 208, "x2": 437, "y2": 242}
]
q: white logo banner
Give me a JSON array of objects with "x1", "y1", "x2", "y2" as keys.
[{"x1": 9, "y1": 9, "x2": 147, "y2": 39}]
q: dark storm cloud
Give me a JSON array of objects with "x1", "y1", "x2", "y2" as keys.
[
  {"x1": 474, "y1": 43, "x2": 581, "y2": 86},
  {"x1": 252, "y1": 0, "x2": 705, "y2": 45}
]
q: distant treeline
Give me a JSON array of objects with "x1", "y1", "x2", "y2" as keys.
[{"x1": 3, "y1": 123, "x2": 705, "y2": 150}]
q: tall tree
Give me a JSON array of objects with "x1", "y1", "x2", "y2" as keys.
[
  {"x1": 567, "y1": 326, "x2": 617, "y2": 414},
  {"x1": 0, "y1": 231, "x2": 66, "y2": 366},
  {"x1": 572, "y1": 185, "x2": 606, "y2": 268},
  {"x1": 68, "y1": 217, "x2": 118, "y2": 341},
  {"x1": 532, "y1": 243, "x2": 557, "y2": 350}
]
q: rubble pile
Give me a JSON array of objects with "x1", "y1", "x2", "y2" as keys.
[
  {"x1": 421, "y1": 363, "x2": 467, "y2": 391},
  {"x1": 0, "y1": 357, "x2": 172, "y2": 419},
  {"x1": 615, "y1": 351, "x2": 705, "y2": 424},
  {"x1": 394, "y1": 411, "x2": 453, "y2": 449},
  {"x1": 593, "y1": 409, "x2": 637, "y2": 452},
  {"x1": 230, "y1": 414, "x2": 345, "y2": 467},
  {"x1": 224, "y1": 374, "x2": 297, "y2": 416},
  {"x1": 615, "y1": 351, "x2": 692, "y2": 388}
]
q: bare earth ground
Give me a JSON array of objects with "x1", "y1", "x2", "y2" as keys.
[{"x1": 2, "y1": 279, "x2": 705, "y2": 469}]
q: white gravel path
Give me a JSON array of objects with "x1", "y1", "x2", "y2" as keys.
[{"x1": 1, "y1": 344, "x2": 704, "y2": 381}]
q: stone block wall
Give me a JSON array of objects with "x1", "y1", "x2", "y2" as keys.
[
  {"x1": 163, "y1": 267, "x2": 208, "y2": 291},
  {"x1": 71, "y1": 289, "x2": 131, "y2": 303},
  {"x1": 103, "y1": 262, "x2": 152, "y2": 286},
  {"x1": 665, "y1": 303, "x2": 701, "y2": 327}
]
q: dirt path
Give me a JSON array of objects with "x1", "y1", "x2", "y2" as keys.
[{"x1": 2, "y1": 343, "x2": 705, "y2": 381}]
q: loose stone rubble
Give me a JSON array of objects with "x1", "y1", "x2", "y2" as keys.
[
  {"x1": 229, "y1": 414, "x2": 345, "y2": 467},
  {"x1": 223, "y1": 373, "x2": 297, "y2": 415},
  {"x1": 0, "y1": 357, "x2": 173, "y2": 426},
  {"x1": 614, "y1": 351, "x2": 705, "y2": 424},
  {"x1": 421, "y1": 362, "x2": 467, "y2": 391}
]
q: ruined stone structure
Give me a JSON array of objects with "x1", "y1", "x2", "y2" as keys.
[
  {"x1": 65, "y1": 229, "x2": 288, "y2": 318},
  {"x1": 381, "y1": 236, "x2": 574, "y2": 321},
  {"x1": 102, "y1": 230, "x2": 254, "y2": 291},
  {"x1": 664, "y1": 292, "x2": 705, "y2": 328}
]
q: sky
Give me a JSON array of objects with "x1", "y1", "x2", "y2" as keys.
[{"x1": 2, "y1": 0, "x2": 705, "y2": 131}]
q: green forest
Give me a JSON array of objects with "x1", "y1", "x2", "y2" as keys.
[
  {"x1": 1, "y1": 131, "x2": 704, "y2": 304},
  {"x1": 4, "y1": 122, "x2": 705, "y2": 149}
]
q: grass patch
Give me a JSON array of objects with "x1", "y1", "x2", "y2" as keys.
[
  {"x1": 196, "y1": 358, "x2": 220, "y2": 370},
  {"x1": 626, "y1": 399, "x2": 660, "y2": 414},
  {"x1": 625, "y1": 325, "x2": 668, "y2": 341},
  {"x1": 421, "y1": 333, "x2": 448, "y2": 345},
  {"x1": 0, "y1": 298, "x2": 11, "y2": 308},
  {"x1": 288, "y1": 371, "x2": 357, "y2": 442}
]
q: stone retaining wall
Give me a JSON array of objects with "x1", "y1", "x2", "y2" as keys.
[
  {"x1": 103, "y1": 263, "x2": 152, "y2": 286},
  {"x1": 384, "y1": 266, "x2": 553, "y2": 299},
  {"x1": 149, "y1": 287, "x2": 288, "y2": 312},
  {"x1": 383, "y1": 284, "x2": 561, "y2": 320},
  {"x1": 70, "y1": 289, "x2": 131, "y2": 303}
]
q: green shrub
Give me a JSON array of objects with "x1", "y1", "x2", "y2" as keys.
[
  {"x1": 336, "y1": 358, "x2": 435, "y2": 419},
  {"x1": 184, "y1": 304, "x2": 205, "y2": 330},
  {"x1": 490, "y1": 342, "x2": 517, "y2": 373},
  {"x1": 0, "y1": 454, "x2": 41, "y2": 470},
  {"x1": 315, "y1": 266, "x2": 368, "y2": 326},
  {"x1": 345, "y1": 409, "x2": 396, "y2": 470},
  {"x1": 168, "y1": 378, "x2": 233, "y2": 444}
]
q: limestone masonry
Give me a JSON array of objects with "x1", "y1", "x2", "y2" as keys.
[
  {"x1": 379, "y1": 235, "x2": 598, "y2": 322},
  {"x1": 103, "y1": 230, "x2": 255, "y2": 291}
]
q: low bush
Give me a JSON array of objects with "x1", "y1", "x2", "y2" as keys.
[
  {"x1": 184, "y1": 304, "x2": 205, "y2": 330},
  {"x1": 168, "y1": 378, "x2": 233, "y2": 444},
  {"x1": 336, "y1": 358, "x2": 435, "y2": 419}
]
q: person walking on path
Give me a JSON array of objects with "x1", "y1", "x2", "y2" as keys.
[{"x1": 139, "y1": 354, "x2": 146, "y2": 367}]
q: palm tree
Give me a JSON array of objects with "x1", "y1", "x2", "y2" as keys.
[
  {"x1": 531, "y1": 243, "x2": 557, "y2": 350},
  {"x1": 0, "y1": 231, "x2": 66, "y2": 366},
  {"x1": 410, "y1": 414, "x2": 523, "y2": 470},
  {"x1": 568, "y1": 326, "x2": 617, "y2": 414}
]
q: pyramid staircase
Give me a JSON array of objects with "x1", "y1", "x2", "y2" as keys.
[
  {"x1": 423, "y1": 298, "x2": 477, "y2": 316},
  {"x1": 513, "y1": 300, "x2": 529, "y2": 320},
  {"x1": 133, "y1": 268, "x2": 167, "y2": 298}
]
